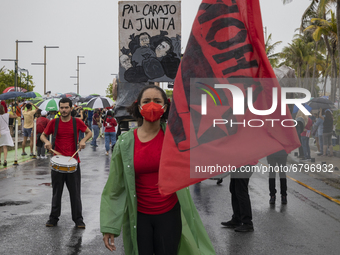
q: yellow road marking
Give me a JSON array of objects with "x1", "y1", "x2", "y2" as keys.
[
  {"x1": 260, "y1": 161, "x2": 340, "y2": 206},
  {"x1": 287, "y1": 175, "x2": 340, "y2": 205}
]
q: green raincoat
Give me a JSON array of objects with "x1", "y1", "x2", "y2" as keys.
[{"x1": 100, "y1": 123, "x2": 216, "y2": 254}]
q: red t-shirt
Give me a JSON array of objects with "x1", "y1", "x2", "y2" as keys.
[
  {"x1": 92, "y1": 113, "x2": 99, "y2": 125},
  {"x1": 43, "y1": 118, "x2": 87, "y2": 163},
  {"x1": 301, "y1": 117, "x2": 313, "y2": 137},
  {"x1": 134, "y1": 129, "x2": 178, "y2": 214},
  {"x1": 104, "y1": 116, "x2": 117, "y2": 132},
  {"x1": 36, "y1": 117, "x2": 50, "y2": 134}
]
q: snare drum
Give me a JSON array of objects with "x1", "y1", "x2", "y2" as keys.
[{"x1": 50, "y1": 155, "x2": 78, "y2": 173}]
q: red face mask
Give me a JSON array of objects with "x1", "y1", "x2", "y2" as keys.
[{"x1": 139, "y1": 102, "x2": 165, "y2": 122}]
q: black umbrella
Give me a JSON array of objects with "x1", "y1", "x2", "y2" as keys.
[
  {"x1": 306, "y1": 97, "x2": 335, "y2": 109},
  {"x1": 72, "y1": 96, "x2": 87, "y2": 105},
  {"x1": 86, "y1": 97, "x2": 114, "y2": 109},
  {"x1": 76, "y1": 97, "x2": 87, "y2": 103}
]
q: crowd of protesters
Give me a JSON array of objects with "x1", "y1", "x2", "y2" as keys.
[
  {"x1": 295, "y1": 108, "x2": 338, "y2": 160},
  {"x1": 0, "y1": 99, "x2": 117, "y2": 161}
]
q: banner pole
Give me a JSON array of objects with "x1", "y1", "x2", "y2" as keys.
[
  {"x1": 32, "y1": 119, "x2": 37, "y2": 159},
  {"x1": 13, "y1": 119, "x2": 18, "y2": 165}
]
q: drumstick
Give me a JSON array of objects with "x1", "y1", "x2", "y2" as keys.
[
  {"x1": 69, "y1": 148, "x2": 80, "y2": 161},
  {"x1": 50, "y1": 149, "x2": 62, "y2": 155}
]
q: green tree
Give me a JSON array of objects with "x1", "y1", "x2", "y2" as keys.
[
  {"x1": 284, "y1": 0, "x2": 340, "y2": 101},
  {"x1": 0, "y1": 67, "x2": 34, "y2": 93},
  {"x1": 280, "y1": 36, "x2": 315, "y2": 84},
  {"x1": 105, "y1": 82, "x2": 113, "y2": 98},
  {"x1": 165, "y1": 89, "x2": 173, "y2": 99},
  {"x1": 306, "y1": 10, "x2": 338, "y2": 101}
]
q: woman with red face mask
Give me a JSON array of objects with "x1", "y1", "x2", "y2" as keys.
[{"x1": 100, "y1": 86, "x2": 215, "y2": 255}]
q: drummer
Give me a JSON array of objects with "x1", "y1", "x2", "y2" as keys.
[{"x1": 40, "y1": 98, "x2": 92, "y2": 228}]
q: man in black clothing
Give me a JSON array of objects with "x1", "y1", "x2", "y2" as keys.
[
  {"x1": 267, "y1": 150, "x2": 288, "y2": 204},
  {"x1": 221, "y1": 166, "x2": 254, "y2": 232}
]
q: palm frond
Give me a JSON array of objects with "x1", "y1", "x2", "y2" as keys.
[{"x1": 300, "y1": 0, "x2": 320, "y2": 31}]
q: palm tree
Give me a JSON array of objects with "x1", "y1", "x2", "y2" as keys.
[
  {"x1": 300, "y1": 0, "x2": 322, "y2": 31},
  {"x1": 284, "y1": 0, "x2": 339, "y2": 101},
  {"x1": 265, "y1": 33, "x2": 282, "y2": 68},
  {"x1": 280, "y1": 35, "x2": 316, "y2": 89},
  {"x1": 299, "y1": 0, "x2": 326, "y2": 97},
  {"x1": 305, "y1": 11, "x2": 338, "y2": 101}
]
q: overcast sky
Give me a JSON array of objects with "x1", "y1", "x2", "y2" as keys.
[{"x1": 0, "y1": 0, "x2": 312, "y2": 96}]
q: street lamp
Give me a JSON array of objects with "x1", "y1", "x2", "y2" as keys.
[
  {"x1": 15, "y1": 41, "x2": 33, "y2": 92},
  {"x1": 70, "y1": 56, "x2": 85, "y2": 94},
  {"x1": 32, "y1": 45, "x2": 59, "y2": 95},
  {"x1": 19, "y1": 68, "x2": 30, "y2": 91},
  {"x1": 1, "y1": 40, "x2": 32, "y2": 92}
]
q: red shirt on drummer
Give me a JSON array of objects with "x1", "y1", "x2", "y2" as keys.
[
  {"x1": 43, "y1": 117, "x2": 87, "y2": 162},
  {"x1": 40, "y1": 98, "x2": 92, "y2": 229}
]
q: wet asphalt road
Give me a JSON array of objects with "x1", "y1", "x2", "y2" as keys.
[{"x1": 1, "y1": 138, "x2": 340, "y2": 255}]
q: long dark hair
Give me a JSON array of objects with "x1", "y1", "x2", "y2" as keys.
[
  {"x1": 0, "y1": 105, "x2": 4, "y2": 115},
  {"x1": 127, "y1": 85, "x2": 170, "y2": 123}
]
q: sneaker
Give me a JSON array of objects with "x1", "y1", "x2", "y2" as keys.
[
  {"x1": 21, "y1": 152, "x2": 27, "y2": 156},
  {"x1": 36, "y1": 155, "x2": 40, "y2": 159},
  {"x1": 46, "y1": 219, "x2": 58, "y2": 227},
  {"x1": 41, "y1": 155, "x2": 48, "y2": 159},
  {"x1": 269, "y1": 196, "x2": 276, "y2": 204},
  {"x1": 76, "y1": 220, "x2": 86, "y2": 229},
  {"x1": 105, "y1": 152, "x2": 109, "y2": 156},
  {"x1": 317, "y1": 152, "x2": 323, "y2": 156},
  {"x1": 221, "y1": 220, "x2": 242, "y2": 228},
  {"x1": 234, "y1": 224, "x2": 254, "y2": 232},
  {"x1": 282, "y1": 196, "x2": 287, "y2": 204},
  {"x1": 30, "y1": 153, "x2": 34, "y2": 156}
]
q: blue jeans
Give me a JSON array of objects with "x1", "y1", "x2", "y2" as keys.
[
  {"x1": 318, "y1": 134, "x2": 323, "y2": 154},
  {"x1": 91, "y1": 125, "x2": 99, "y2": 146},
  {"x1": 301, "y1": 136, "x2": 310, "y2": 159},
  {"x1": 87, "y1": 120, "x2": 92, "y2": 131},
  {"x1": 105, "y1": 132, "x2": 116, "y2": 152}
]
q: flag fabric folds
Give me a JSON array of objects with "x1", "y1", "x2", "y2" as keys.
[{"x1": 159, "y1": 0, "x2": 301, "y2": 195}]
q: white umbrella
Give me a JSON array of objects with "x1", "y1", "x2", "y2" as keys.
[
  {"x1": 86, "y1": 97, "x2": 114, "y2": 109},
  {"x1": 37, "y1": 98, "x2": 61, "y2": 111}
]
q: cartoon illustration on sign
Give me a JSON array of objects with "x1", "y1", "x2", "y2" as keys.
[{"x1": 119, "y1": 1, "x2": 181, "y2": 83}]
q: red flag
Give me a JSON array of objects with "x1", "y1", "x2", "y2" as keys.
[{"x1": 159, "y1": 0, "x2": 300, "y2": 195}]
